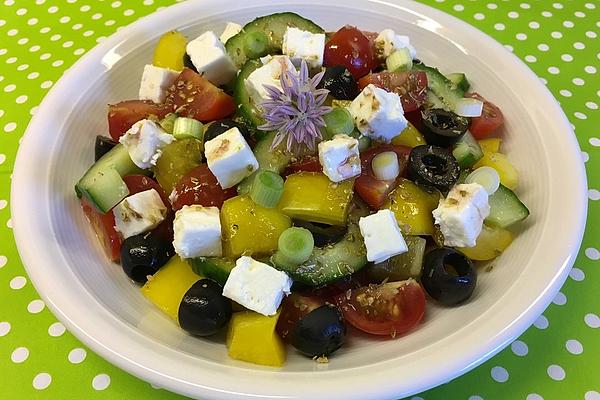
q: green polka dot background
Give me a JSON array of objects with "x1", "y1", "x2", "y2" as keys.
[{"x1": 0, "y1": 0, "x2": 598, "y2": 399}]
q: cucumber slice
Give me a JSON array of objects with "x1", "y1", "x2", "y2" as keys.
[
  {"x1": 225, "y1": 12, "x2": 324, "y2": 69},
  {"x1": 446, "y1": 72, "x2": 471, "y2": 92},
  {"x1": 453, "y1": 130, "x2": 484, "y2": 168},
  {"x1": 234, "y1": 59, "x2": 265, "y2": 132},
  {"x1": 367, "y1": 236, "x2": 426, "y2": 282},
  {"x1": 424, "y1": 89, "x2": 448, "y2": 110},
  {"x1": 485, "y1": 184, "x2": 530, "y2": 228},
  {"x1": 189, "y1": 257, "x2": 236, "y2": 286},
  {"x1": 414, "y1": 63, "x2": 465, "y2": 111},
  {"x1": 75, "y1": 144, "x2": 145, "y2": 213}
]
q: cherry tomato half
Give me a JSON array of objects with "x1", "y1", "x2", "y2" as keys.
[
  {"x1": 170, "y1": 165, "x2": 237, "y2": 211},
  {"x1": 81, "y1": 198, "x2": 121, "y2": 262},
  {"x1": 324, "y1": 26, "x2": 377, "y2": 80},
  {"x1": 276, "y1": 293, "x2": 324, "y2": 341},
  {"x1": 107, "y1": 100, "x2": 172, "y2": 141},
  {"x1": 354, "y1": 144, "x2": 411, "y2": 209},
  {"x1": 466, "y1": 92, "x2": 505, "y2": 139},
  {"x1": 282, "y1": 156, "x2": 322, "y2": 177},
  {"x1": 123, "y1": 175, "x2": 170, "y2": 206},
  {"x1": 358, "y1": 71, "x2": 428, "y2": 113},
  {"x1": 335, "y1": 280, "x2": 426, "y2": 337}
]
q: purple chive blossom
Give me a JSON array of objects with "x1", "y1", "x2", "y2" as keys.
[{"x1": 258, "y1": 59, "x2": 332, "y2": 153}]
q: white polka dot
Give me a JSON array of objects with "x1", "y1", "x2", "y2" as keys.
[
  {"x1": 83, "y1": 30, "x2": 94, "y2": 37},
  {"x1": 40, "y1": 80, "x2": 53, "y2": 89},
  {"x1": 526, "y1": 394, "x2": 544, "y2": 400},
  {"x1": 30, "y1": 106, "x2": 39, "y2": 115},
  {"x1": 508, "y1": 11, "x2": 519, "y2": 18},
  {"x1": 91, "y1": 12, "x2": 102, "y2": 20},
  {"x1": 62, "y1": 40, "x2": 74, "y2": 48},
  {"x1": 16, "y1": 7, "x2": 27, "y2": 15},
  {"x1": 39, "y1": 53, "x2": 51, "y2": 60},
  {"x1": 10, "y1": 276, "x2": 27, "y2": 290},
  {"x1": 104, "y1": 19, "x2": 115, "y2": 26},
  {"x1": 17, "y1": 37, "x2": 28, "y2": 45},
  {"x1": 511, "y1": 340, "x2": 528, "y2": 356},
  {"x1": 541, "y1": 11, "x2": 553, "y2": 17},
  {"x1": 586, "y1": 31, "x2": 598, "y2": 39},
  {"x1": 15, "y1": 95, "x2": 27, "y2": 104},
  {"x1": 565, "y1": 339, "x2": 583, "y2": 355},
  {"x1": 27, "y1": 17, "x2": 38, "y2": 25},
  {"x1": 29, "y1": 45, "x2": 40, "y2": 52},
  {"x1": 143, "y1": 0, "x2": 153, "y2": 4},
  {"x1": 0, "y1": 154, "x2": 5, "y2": 164},
  {"x1": 469, "y1": 396, "x2": 483, "y2": 400},
  {"x1": 574, "y1": 112, "x2": 587, "y2": 120},
  {"x1": 4, "y1": 122, "x2": 17, "y2": 132},
  {"x1": 529, "y1": 21, "x2": 540, "y2": 29},
  {"x1": 494, "y1": 23, "x2": 505, "y2": 31},
  {"x1": 534, "y1": 315, "x2": 549, "y2": 329},
  {"x1": 491, "y1": 366, "x2": 509, "y2": 382},
  {"x1": 68, "y1": 348, "x2": 87, "y2": 364},
  {"x1": 27, "y1": 71, "x2": 39, "y2": 79},
  {"x1": 575, "y1": 11, "x2": 586, "y2": 18},
  {"x1": 123, "y1": 9, "x2": 135, "y2": 16},
  {"x1": 11, "y1": 347, "x2": 30, "y2": 363},
  {"x1": 547, "y1": 66, "x2": 560, "y2": 74},
  {"x1": 111, "y1": 0, "x2": 121, "y2": 7},
  {"x1": 0, "y1": 254, "x2": 7, "y2": 267},
  {"x1": 48, "y1": 322, "x2": 66, "y2": 337},
  {"x1": 525, "y1": 55, "x2": 537, "y2": 63},
  {"x1": 585, "y1": 247, "x2": 600, "y2": 259},
  {"x1": 50, "y1": 34, "x2": 61, "y2": 41},
  {"x1": 538, "y1": 43, "x2": 549, "y2": 51},
  {"x1": 39, "y1": 27, "x2": 50, "y2": 34},
  {"x1": 553, "y1": 291, "x2": 567, "y2": 305},
  {"x1": 504, "y1": 44, "x2": 514, "y2": 52},
  {"x1": 551, "y1": 31, "x2": 563, "y2": 39},
  {"x1": 563, "y1": 20, "x2": 574, "y2": 28},
  {"x1": 4, "y1": 84, "x2": 16, "y2": 92},
  {"x1": 585, "y1": 66, "x2": 597, "y2": 74},
  {"x1": 92, "y1": 374, "x2": 111, "y2": 390},
  {"x1": 474, "y1": 13, "x2": 485, "y2": 20},
  {"x1": 585, "y1": 391, "x2": 600, "y2": 400},
  {"x1": 80, "y1": 4, "x2": 90, "y2": 12},
  {"x1": 547, "y1": 364, "x2": 565, "y2": 381},
  {"x1": 410, "y1": 397, "x2": 423, "y2": 400},
  {"x1": 17, "y1": 64, "x2": 29, "y2": 71},
  {"x1": 51, "y1": 60, "x2": 63, "y2": 67},
  {"x1": 585, "y1": 2, "x2": 596, "y2": 9},
  {"x1": 559, "y1": 89, "x2": 571, "y2": 97},
  {"x1": 569, "y1": 267, "x2": 585, "y2": 281},
  {"x1": 28, "y1": 299, "x2": 45, "y2": 314},
  {"x1": 552, "y1": 2, "x2": 563, "y2": 9},
  {"x1": 96, "y1": 36, "x2": 106, "y2": 43},
  {"x1": 6, "y1": 218, "x2": 11, "y2": 229},
  {"x1": 7, "y1": 28, "x2": 19, "y2": 36},
  {"x1": 32, "y1": 373, "x2": 52, "y2": 390},
  {"x1": 6, "y1": 57, "x2": 17, "y2": 64},
  {"x1": 586, "y1": 101, "x2": 598, "y2": 110},
  {"x1": 47, "y1": 5, "x2": 59, "y2": 13},
  {"x1": 520, "y1": 2, "x2": 530, "y2": 9},
  {"x1": 59, "y1": 16, "x2": 70, "y2": 23},
  {"x1": 573, "y1": 77, "x2": 585, "y2": 86},
  {"x1": 0, "y1": 321, "x2": 11, "y2": 336},
  {"x1": 561, "y1": 54, "x2": 573, "y2": 62},
  {"x1": 585, "y1": 313, "x2": 600, "y2": 328},
  {"x1": 72, "y1": 23, "x2": 82, "y2": 30},
  {"x1": 74, "y1": 48, "x2": 85, "y2": 56},
  {"x1": 574, "y1": 42, "x2": 585, "y2": 50},
  {"x1": 516, "y1": 33, "x2": 527, "y2": 40}
]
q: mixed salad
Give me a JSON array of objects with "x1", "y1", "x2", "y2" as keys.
[{"x1": 76, "y1": 13, "x2": 530, "y2": 367}]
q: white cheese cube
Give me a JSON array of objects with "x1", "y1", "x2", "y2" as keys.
[
  {"x1": 244, "y1": 55, "x2": 295, "y2": 109},
  {"x1": 222, "y1": 256, "x2": 293, "y2": 316},
  {"x1": 119, "y1": 119, "x2": 174, "y2": 169},
  {"x1": 186, "y1": 31, "x2": 237, "y2": 86},
  {"x1": 204, "y1": 127, "x2": 259, "y2": 189},
  {"x1": 282, "y1": 27, "x2": 326, "y2": 69},
  {"x1": 113, "y1": 189, "x2": 167, "y2": 239},
  {"x1": 318, "y1": 134, "x2": 361, "y2": 182},
  {"x1": 359, "y1": 209, "x2": 408, "y2": 263},
  {"x1": 432, "y1": 183, "x2": 491, "y2": 248},
  {"x1": 219, "y1": 22, "x2": 242, "y2": 44},
  {"x1": 348, "y1": 84, "x2": 408, "y2": 143},
  {"x1": 375, "y1": 29, "x2": 417, "y2": 59},
  {"x1": 172, "y1": 205, "x2": 222, "y2": 258},
  {"x1": 138, "y1": 64, "x2": 179, "y2": 104}
]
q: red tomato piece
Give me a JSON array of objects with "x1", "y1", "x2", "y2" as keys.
[
  {"x1": 164, "y1": 68, "x2": 236, "y2": 122},
  {"x1": 81, "y1": 198, "x2": 121, "y2": 262},
  {"x1": 358, "y1": 71, "x2": 428, "y2": 113},
  {"x1": 335, "y1": 280, "x2": 426, "y2": 337},
  {"x1": 324, "y1": 26, "x2": 377, "y2": 80},
  {"x1": 282, "y1": 156, "x2": 322, "y2": 177},
  {"x1": 354, "y1": 144, "x2": 411, "y2": 209},
  {"x1": 107, "y1": 100, "x2": 172, "y2": 141},
  {"x1": 170, "y1": 165, "x2": 237, "y2": 211},
  {"x1": 275, "y1": 293, "x2": 325, "y2": 341},
  {"x1": 466, "y1": 92, "x2": 505, "y2": 139},
  {"x1": 123, "y1": 174, "x2": 170, "y2": 206}
]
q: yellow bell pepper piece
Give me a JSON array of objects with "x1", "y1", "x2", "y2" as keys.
[
  {"x1": 458, "y1": 224, "x2": 513, "y2": 261},
  {"x1": 152, "y1": 31, "x2": 187, "y2": 71},
  {"x1": 226, "y1": 310, "x2": 286, "y2": 367},
  {"x1": 473, "y1": 150, "x2": 518, "y2": 190},
  {"x1": 278, "y1": 172, "x2": 354, "y2": 226},
  {"x1": 140, "y1": 256, "x2": 201, "y2": 322},
  {"x1": 391, "y1": 122, "x2": 426, "y2": 148},
  {"x1": 221, "y1": 195, "x2": 291, "y2": 258},
  {"x1": 382, "y1": 178, "x2": 440, "y2": 235},
  {"x1": 478, "y1": 138, "x2": 502, "y2": 153}
]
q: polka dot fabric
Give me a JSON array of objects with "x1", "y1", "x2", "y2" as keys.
[{"x1": 0, "y1": 0, "x2": 598, "y2": 399}]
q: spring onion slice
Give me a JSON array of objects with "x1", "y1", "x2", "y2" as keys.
[
  {"x1": 173, "y1": 117, "x2": 203, "y2": 140},
  {"x1": 455, "y1": 98, "x2": 484, "y2": 117},
  {"x1": 372, "y1": 151, "x2": 400, "y2": 181},
  {"x1": 322, "y1": 107, "x2": 355, "y2": 139},
  {"x1": 250, "y1": 170, "x2": 284, "y2": 208},
  {"x1": 465, "y1": 166, "x2": 500, "y2": 195},
  {"x1": 158, "y1": 113, "x2": 178, "y2": 134},
  {"x1": 386, "y1": 48, "x2": 413, "y2": 72},
  {"x1": 277, "y1": 227, "x2": 315, "y2": 266}
]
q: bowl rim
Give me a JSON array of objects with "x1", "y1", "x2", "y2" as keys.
[{"x1": 11, "y1": 0, "x2": 587, "y2": 399}]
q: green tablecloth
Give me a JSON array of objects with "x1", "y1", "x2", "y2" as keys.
[{"x1": 0, "y1": 0, "x2": 598, "y2": 398}]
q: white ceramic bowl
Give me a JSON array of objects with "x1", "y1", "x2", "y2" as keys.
[{"x1": 12, "y1": 0, "x2": 587, "y2": 399}]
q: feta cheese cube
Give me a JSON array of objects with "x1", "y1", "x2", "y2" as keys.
[
  {"x1": 173, "y1": 205, "x2": 222, "y2": 258},
  {"x1": 244, "y1": 55, "x2": 295, "y2": 109},
  {"x1": 219, "y1": 22, "x2": 242, "y2": 44},
  {"x1": 113, "y1": 189, "x2": 167, "y2": 239},
  {"x1": 359, "y1": 209, "x2": 408, "y2": 263},
  {"x1": 282, "y1": 27, "x2": 326, "y2": 69},
  {"x1": 204, "y1": 127, "x2": 259, "y2": 189},
  {"x1": 222, "y1": 256, "x2": 293, "y2": 316},
  {"x1": 318, "y1": 134, "x2": 361, "y2": 182},
  {"x1": 119, "y1": 119, "x2": 174, "y2": 169},
  {"x1": 138, "y1": 64, "x2": 179, "y2": 104},
  {"x1": 186, "y1": 31, "x2": 237, "y2": 86},
  {"x1": 432, "y1": 183, "x2": 491, "y2": 248},
  {"x1": 375, "y1": 29, "x2": 417, "y2": 59},
  {"x1": 348, "y1": 84, "x2": 408, "y2": 143}
]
